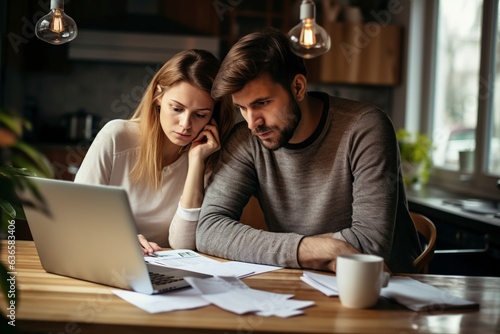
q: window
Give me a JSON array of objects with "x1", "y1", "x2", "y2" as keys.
[
  {"x1": 490, "y1": 5, "x2": 500, "y2": 174},
  {"x1": 426, "y1": 0, "x2": 500, "y2": 198},
  {"x1": 432, "y1": 0, "x2": 481, "y2": 170}
]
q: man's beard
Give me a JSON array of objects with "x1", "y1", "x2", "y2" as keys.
[{"x1": 252, "y1": 95, "x2": 301, "y2": 151}]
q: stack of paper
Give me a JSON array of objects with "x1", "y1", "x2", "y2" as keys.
[
  {"x1": 379, "y1": 276, "x2": 479, "y2": 311},
  {"x1": 186, "y1": 276, "x2": 315, "y2": 317},
  {"x1": 114, "y1": 250, "x2": 312, "y2": 317},
  {"x1": 300, "y1": 272, "x2": 339, "y2": 296},
  {"x1": 114, "y1": 276, "x2": 314, "y2": 317},
  {"x1": 301, "y1": 272, "x2": 479, "y2": 311}
]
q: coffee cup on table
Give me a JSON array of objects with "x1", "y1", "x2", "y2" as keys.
[{"x1": 336, "y1": 254, "x2": 390, "y2": 308}]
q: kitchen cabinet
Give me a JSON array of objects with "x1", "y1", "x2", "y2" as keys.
[
  {"x1": 159, "y1": 0, "x2": 221, "y2": 36},
  {"x1": 160, "y1": 0, "x2": 292, "y2": 54},
  {"x1": 407, "y1": 187, "x2": 500, "y2": 277},
  {"x1": 306, "y1": 22, "x2": 402, "y2": 85},
  {"x1": 422, "y1": 216, "x2": 500, "y2": 277},
  {"x1": 219, "y1": 0, "x2": 292, "y2": 54}
]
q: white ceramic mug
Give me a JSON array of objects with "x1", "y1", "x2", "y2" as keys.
[{"x1": 336, "y1": 254, "x2": 390, "y2": 308}]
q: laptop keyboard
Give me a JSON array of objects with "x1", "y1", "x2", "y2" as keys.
[{"x1": 149, "y1": 271, "x2": 184, "y2": 286}]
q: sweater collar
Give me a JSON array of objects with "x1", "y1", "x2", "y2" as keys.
[{"x1": 283, "y1": 91, "x2": 329, "y2": 150}]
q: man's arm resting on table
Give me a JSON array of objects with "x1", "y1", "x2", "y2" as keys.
[{"x1": 297, "y1": 233, "x2": 360, "y2": 272}]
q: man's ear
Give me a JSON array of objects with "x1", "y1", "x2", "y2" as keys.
[{"x1": 292, "y1": 74, "x2": 307, "y2": 101}]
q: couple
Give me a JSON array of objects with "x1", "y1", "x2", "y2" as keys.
[{"x1": 75, "y1": 28, "x2": 421, "y2": 274}]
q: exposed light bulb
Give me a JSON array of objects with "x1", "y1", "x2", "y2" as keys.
[
  {"x1": 35, "y1": 0, "x2": 78, "y2": 45},
  {"x1": 50, "y1": 8, "x2": 65, "y2": 33},
  {"x1": 299, "y1": 18, "x2": 316, "y2": 47},
  {"x1": 288, "y1": 0, "x2": 331, "y2": 59}
]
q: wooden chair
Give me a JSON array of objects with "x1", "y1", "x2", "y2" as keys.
[
  {"x1": 411, "y1": 212, "x2": 437, "y2": 274},
  {"x1": 240, "y1": 196, "x2": 267, "y2": 231}
]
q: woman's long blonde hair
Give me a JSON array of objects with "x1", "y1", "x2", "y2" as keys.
[{"x1": 129, "y1": 49, "x2": 234, "y2": 189}]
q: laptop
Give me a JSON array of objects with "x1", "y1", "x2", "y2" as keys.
[{"x1": 19, "y1": 176, "x2": 210, "y2": 294}]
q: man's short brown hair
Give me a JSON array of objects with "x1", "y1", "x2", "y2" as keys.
[{"x1": 212, "y1": 28, "x2": 307, "y2": 100}]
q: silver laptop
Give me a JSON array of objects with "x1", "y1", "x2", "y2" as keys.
[{"x1": 20, "y1": 176, "x2": 209, "y2": 294}]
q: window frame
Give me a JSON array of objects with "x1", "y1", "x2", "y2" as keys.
[{"x1": 423, "y1": 0, "x2": 500, "y2": 201}]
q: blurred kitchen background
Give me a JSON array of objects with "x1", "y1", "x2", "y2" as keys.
[{"x1": 0, "y1": 0, "x2": 402, "y2": 149}]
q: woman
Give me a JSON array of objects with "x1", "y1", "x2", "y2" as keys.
[{"x1": 74, "y1": 49, "x2": 234, "y2": 254}]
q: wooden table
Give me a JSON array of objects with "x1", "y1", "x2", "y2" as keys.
[{"x1": 1, "y1": 241, "x2": 499, "y2": 334}]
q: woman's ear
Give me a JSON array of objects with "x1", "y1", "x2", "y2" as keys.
[
  {"x1": 292, "y1": 74, "x2": 307, "y2": 101},
  {"x1": 155, "y1": 85, "x2": 163, "y2": 105}
]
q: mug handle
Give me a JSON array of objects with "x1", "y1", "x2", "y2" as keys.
[{"x1": 382, "y1": 271, "x2": 390, "y2": 287}]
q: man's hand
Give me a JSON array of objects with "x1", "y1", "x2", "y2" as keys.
[{"x1": 297, "y1": 233, "x2": 361, "y2": 272}]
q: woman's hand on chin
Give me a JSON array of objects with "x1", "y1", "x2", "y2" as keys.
[{"x1": 189, "y1": 118, "x2": 221, "y2": 162}]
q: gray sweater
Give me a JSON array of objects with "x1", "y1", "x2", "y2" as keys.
[{"x1": 197, "y1": 93, "x2": 421, "y2": 273}]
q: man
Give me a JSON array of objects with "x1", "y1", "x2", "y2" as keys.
[{"x1": 197, "y1": 28, "x2": 421, "y2": 273}]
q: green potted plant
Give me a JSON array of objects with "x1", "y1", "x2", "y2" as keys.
[
  {"x1": 1, "y1": 109, "x2": 53, "y2": 332},
  {"x1": 396, "y1": 129, "x2": 433, "y2": 188}
]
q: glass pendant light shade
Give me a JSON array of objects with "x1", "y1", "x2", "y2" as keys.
[
  {"x1": 288, "y1": 0, "x2": 331, "y2": 59},
  {"x1": 35, "y1": 0, "x2": 78, "y2": 45}
]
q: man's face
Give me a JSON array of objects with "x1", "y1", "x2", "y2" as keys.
[{"x1": 232, "y1": 73, "x2": 301, "y2": 150}]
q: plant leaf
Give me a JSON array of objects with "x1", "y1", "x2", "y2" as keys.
[
  {"x1": 0, "y1": 111, "x2": 22, "y2": 136},
  {"x1": 0, "y1": 199, "x2": 15, "y2": 219},
  {"x1": 11, "y1": 141, "x2": 54, "y2": 178}
]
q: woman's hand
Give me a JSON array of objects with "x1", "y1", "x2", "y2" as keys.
[
  {"x1": 188, "y1": 118, "x2": 220, "y2": 162},
  {"x1": 138, "y1": 234, "x2": 162, "y2": 255},
  {"x1": 180, "y1": 119, "x2": 219, "y2": 211}
]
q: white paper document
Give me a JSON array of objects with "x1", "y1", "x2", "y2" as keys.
[
  {"x1": 219, "y1": 261, "x2": 283, "y2": 278},
  {"x1": 301, "y1": 272, "x2": 479, "y2": 311},
  {"x1": 379, "y1": 276, "x2": 479, "y2": 311},
  {"x1": 145, "y1": 249, "x2": 282, "y2": 278},
  {"x1": 112, "y1": 288, "x2": 210, "y2": 313},
  {"x1": 144, "y1": 249, "x2": 219, "y2": 268},
  {"x1": 185, "y1": 276, "x2": 314, "y2": 317},
  {"x1": 301, "y1": 272, "x2": 339, "y2": 296}
]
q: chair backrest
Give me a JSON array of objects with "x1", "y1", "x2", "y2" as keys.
[
  {"x1": 240, "y1": 196, "x2": 268, "y2": 231},
  {"x1": 410, "y1": 212, "x2": 437, "y2": 274}
]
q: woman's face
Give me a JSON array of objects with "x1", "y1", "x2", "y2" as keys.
[{"x1": 157, "y1": 81, "x2": 215, "y2": 146}]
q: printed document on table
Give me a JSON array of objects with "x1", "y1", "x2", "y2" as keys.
[
  {"x1": 379, "y1": 276, "x2": 480, "y2": 311},
  {"x1": 145, "y1": 249, "x2": 282, "y2": 278},
  {"x1": 185, "y1": 276, "x2": 314, "y2": 317},
  {"x1": 300, "y1": 271, "x2": 339, "y2": 296},
  {"x1": 301, "y1": 272, "x2": 479, "y2": 311},
  {"x1": 112, "y1": 288, "x2": 210, "y2": 313},
  {"x1": 144, "y1": 249, "x2": 219, "y2": 267}
]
